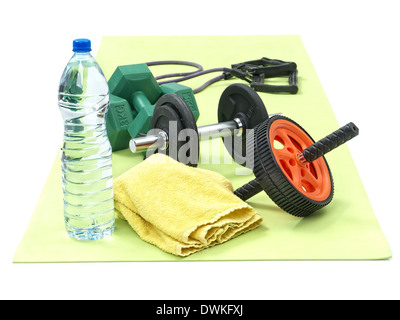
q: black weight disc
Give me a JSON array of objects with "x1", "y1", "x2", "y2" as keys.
[
  {"x1": 251, "y1": 115, "x2": 334, "y2": 217},
  {"x1": 217, "y1": 83, "x2": 269, "y2": 167},
  {"x1": 150, "y1": 104, "x2": 184, "y2": 162},
  {"x1": 153, "y1": 93, "x2": 199, "y2": 166}
]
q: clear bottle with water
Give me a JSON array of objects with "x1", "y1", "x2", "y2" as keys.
[{"x1": 58, "y1": 38, "x2": 115, "y2": 240}]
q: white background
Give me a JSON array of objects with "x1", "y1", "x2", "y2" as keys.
[{"x1": 1, "y1": 0, "x2": 399, "y2": 300}]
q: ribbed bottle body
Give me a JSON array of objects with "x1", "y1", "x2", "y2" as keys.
[{"x1": 58, "y1": 49, "x2": 114, "y2": 240}]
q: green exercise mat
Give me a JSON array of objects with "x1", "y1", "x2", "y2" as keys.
[{"x1": 13, "y1": 35, "x2": 391, "y2": 262}]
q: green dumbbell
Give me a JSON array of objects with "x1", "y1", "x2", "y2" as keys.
[{"x1": 106, "y1": 63, "x2": 200, "y2": 151}]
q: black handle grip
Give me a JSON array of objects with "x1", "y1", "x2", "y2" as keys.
[
  {"x1": 234, "y1": 179, "x2": 263, "y2": 201},
  {"x1": 301, "y1": 122, "x2": 359, "y2": 163}
]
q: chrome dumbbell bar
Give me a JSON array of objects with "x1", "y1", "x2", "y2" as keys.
[
  {"x1": 129, "y1": 114, "x2": 283, "y2": 153},
  {"x1": 129, "y1": 118, "x2": 244, "y2": 153}
]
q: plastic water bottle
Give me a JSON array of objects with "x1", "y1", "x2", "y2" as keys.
[{"x1": 58, "y1": 38, "x2": 115, "y2": 240}]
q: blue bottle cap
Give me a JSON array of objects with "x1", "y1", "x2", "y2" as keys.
[{"x1": 73, "y1": 38, "x2": 91, "y2": 52}]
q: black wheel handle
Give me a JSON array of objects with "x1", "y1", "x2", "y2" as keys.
[
  {"x1": 299, "y1": 122, "x2": 359, "y2": 163},
  {"x1": 234, "y1": 121, "x2": 359, "y2": 201}
]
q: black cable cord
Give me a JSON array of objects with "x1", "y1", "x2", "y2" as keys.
[
  {"x1": 145, "y1": 60, "x2": 203, "y2": 80},
  {"x1": 145, "y1": 60, "x2": 232, "y2": 93}
]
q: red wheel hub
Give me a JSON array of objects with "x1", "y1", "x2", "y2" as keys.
[{"x1": 269, "y1": 119, "x2": 332, "y2": 202}]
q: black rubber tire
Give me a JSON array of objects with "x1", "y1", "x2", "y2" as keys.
[{"x1": 250, "y1": 115, "x2": 334, "y2": 217}]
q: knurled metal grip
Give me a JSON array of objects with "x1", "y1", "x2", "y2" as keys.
[{"x1": 299, "y1": 122, "x2": 359, "y2": 164}]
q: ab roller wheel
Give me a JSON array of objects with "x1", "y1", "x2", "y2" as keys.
[
  {"x1": 234, "y1": 116, "x2": 359, "y2": 217},
  {"x1": 129, "y1": 82, "x2": 359, "y2": 217}
]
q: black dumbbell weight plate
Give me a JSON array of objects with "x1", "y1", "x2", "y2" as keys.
[
  {"x1": 218, "y1": 83, "x2": 269, "y2": 167},
  {"x1": 152, "y1": 93, "x2": 199, "y2": 166},
  {"x1": 149, "y1": 104, "x2": 184, "y2": 161}
]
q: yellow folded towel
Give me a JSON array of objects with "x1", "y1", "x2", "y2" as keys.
[{"x1": 113, "y1": 153, "x2": 262, "y2": 256}]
